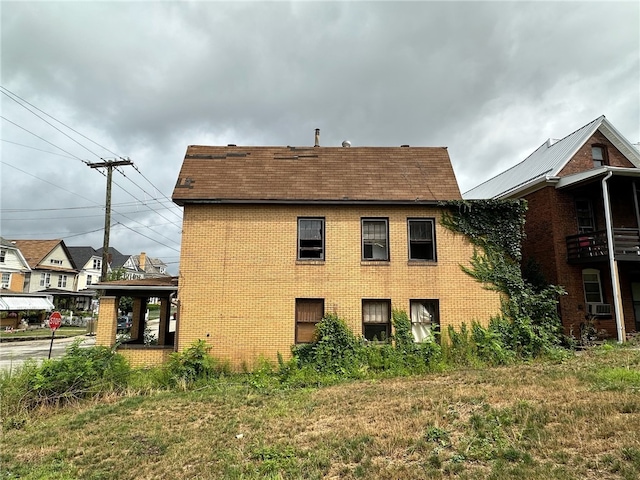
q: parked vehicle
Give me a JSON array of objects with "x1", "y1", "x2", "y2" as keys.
[{"x1": 117, "y1": 316, "x2": 132, "y2": 332}]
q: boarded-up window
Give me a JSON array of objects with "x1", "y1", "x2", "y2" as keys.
[
  {"x1": 408, "y1": 219, "x2": 436, "y2": 260},
  {"x1": 362, "y1": 300, "x2": 390, "y2": 341},
  {"x1": 295, "y1": 299, "x2": 324, "y2": 343},
  {"x1": 410, "y1": 300, "x2": 439, "y2": 343},
  {"x1": 362, "y1": 219, "x2": 389, "y2": 260}
]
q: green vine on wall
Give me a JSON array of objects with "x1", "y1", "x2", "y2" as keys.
[{"x1": 440, "y1": 199, "x2": 566, "y2": 357}]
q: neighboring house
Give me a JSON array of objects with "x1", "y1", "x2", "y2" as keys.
[
  {"x1": 465, "y1": 115, "x2": 640, "y2": 341},
  {"x1": 0, "y1": 237, "x2": 30, "y2": 291},
  {"x1": 9, "y1": 239, "x2": 87, "y2": 311},
  {"x1": 95, "y1": 247, "x2": 169, "y2": 280},
  {"x1": 125, "y1": 252, "x2": 170, "y2": 279},
  {"x1": 67, "y1": 246, "x2": 103, "y2": 291},
  {"x1": 165, "y1": 140, "x2": 504, "y2": 368}
]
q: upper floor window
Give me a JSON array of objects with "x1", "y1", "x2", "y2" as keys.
[
  {"x1": 298, "y1": 218, "x2": 324, "y2": 260},
  {"x1": 410, "y1": 299, "x2": 439, "y2": 343},
  {"x1": 1, "y1": 272, "x2": 10, "y2": 288},
  {"x1": 93, "y1": 258, "x2": 102, "y2": 270},
  {"x1": 592, "y1": 145, "x2": 607, "y2": 167},
  {"x1": 86, "y1": 275, "x2": 93, "y2": 285},
  {"x1": 362, "y1": 218, "x2": 389, "y2": 261},
  {"x1": 362, "y1": 299, "x2": 391, "y2": 341},
  {"x1": 40, "y1": 272, "x2": 51, "y2": 287},
  {"x1": 408, "y1": 219, "x2": 436, "y2": 261},
  {"x1": 58, "y1": 275, "x2": 67, "y2": 288},
  {"x1": 50, "y1": 259, "x2": 63, "y2": 265},
  {"x1": 583, "y1": 269, "x2": 603, "y2": 304},
  {"x1": 295, "y1": 298, "x2": 324, "y2": 343},
  {"x1": 575, "y1": 199, "x2": 595, "y2": 233},
  {"x1": 0, "y1": 249, "x2": 6, "y2": 263}
]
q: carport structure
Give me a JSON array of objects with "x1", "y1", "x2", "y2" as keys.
[{"x1": 95, "y1": 277, "x2": 178, "y2": 367}]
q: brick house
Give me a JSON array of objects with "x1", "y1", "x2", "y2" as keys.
[
  {"x1": 169, "y1": 138, "x2": 503, "y2": 368},
  {"x1": 465, "y1": 116, "x2": 640, "y2": 341}
]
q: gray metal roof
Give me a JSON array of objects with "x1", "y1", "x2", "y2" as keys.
[{"x1": 463, "y1": 116, "x2": 640, "y2": 199}]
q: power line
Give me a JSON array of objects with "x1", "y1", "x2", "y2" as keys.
[
  {"x1": 1, "y1": 139, "x2": 80, "y2": 160},
  {"x1": 0, "y1": 116, "x2": 90, "y2": 164},
  {"x1": 0, "y1": 86, "x2": 120, "y2": 158}
]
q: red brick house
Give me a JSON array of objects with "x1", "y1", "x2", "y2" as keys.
[{"x1": 465, "y1": 116, "x2": 640, "y2": 341}]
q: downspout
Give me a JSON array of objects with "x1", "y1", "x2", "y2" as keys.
[
  {"x1": 633, "y1": 180, "x2": 640, "y2": 235},
  {"x1": 601, "y1": 170, "x2": 625, "y2": 343}
]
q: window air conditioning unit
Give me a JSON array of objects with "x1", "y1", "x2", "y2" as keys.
[{"x1": 587, "y1": 303, "x2": 612, "y2": 316}]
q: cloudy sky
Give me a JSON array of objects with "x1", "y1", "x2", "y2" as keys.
[{"x1": 1, "y1": 1, "x2": 638, "y2": 275}]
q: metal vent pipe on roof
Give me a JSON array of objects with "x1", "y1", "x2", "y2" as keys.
[{"x1": 314, "y1": 128, "x2": 320, "y2": 147}]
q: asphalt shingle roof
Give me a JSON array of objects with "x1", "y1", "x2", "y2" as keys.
[{"x1": 172, "y1": 146, "x2": 461, "y2": 204}]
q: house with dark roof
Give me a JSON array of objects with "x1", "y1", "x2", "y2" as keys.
[
  {"x1": 167, "y1": 139, "x2": 504, "y2": 368},
  {"x1": 67, "y1": 246, "x2": 103, "y2": 290},
  {"x1": 465, "y1": 116, "x2": 640, "y2": 341}
]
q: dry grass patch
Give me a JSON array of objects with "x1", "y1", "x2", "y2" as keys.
[{"x1": 1, "y1": 347, "x2": 639, "y2": 479}]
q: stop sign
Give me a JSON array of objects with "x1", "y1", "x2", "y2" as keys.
[{"x1": 49, "y1": 311, "x2": 62, "y2": 330}]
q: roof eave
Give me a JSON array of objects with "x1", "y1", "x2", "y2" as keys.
[{"x1": 173, "y1": 198, "x2": 447, "y2": 206}]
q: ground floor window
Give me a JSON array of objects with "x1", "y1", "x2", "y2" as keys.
[
  {"x1": 583, "y1": 268, "x2": 604, "y2": 304},
  {"x1": 362, "y1": 299, "x2": 391, "y2": 341},
  {"x1": 410, "y1": 299, "x2": 439, "y2": 342},
  {"x1": 295, "y1": 298, "x2": 324, "y2": 343}
]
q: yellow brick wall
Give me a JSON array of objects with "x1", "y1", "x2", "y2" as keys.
[
  {"x1": 119, "y1": 347, "x2": 174, "y2": 368},
  {"x1": 96, "y1": 296, "x2": 118, "y2": 347},
  {"x1": 178, "y1": 204, "x2": 503, "y2": 368}
]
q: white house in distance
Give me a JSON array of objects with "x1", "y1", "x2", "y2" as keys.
[{"x1": 0, "y1": 237, "x2": 30, "y2": 291}]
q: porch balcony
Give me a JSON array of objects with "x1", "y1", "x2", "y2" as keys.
[{"x1": 567, "y1": 228, "x2": 640, "y2": 263}]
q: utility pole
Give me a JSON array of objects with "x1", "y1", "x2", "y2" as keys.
[{"x1": 87, "y1": 158, "x2": 134, "y2": 281}]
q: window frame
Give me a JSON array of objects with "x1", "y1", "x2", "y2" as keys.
[
  {"x1": 1, "y1": 272, "x2": 10, "y2": 288},
  {"x1": 0, "y1": 249, "x2": 6, "y2": 263},
  {"x1": 40, "y1": 272, "x2": 51, "y2": 287},
  {"x1": 93, "y1": 258, "x2": 101, "y2": 270},
  {"x1": 575, "y1": 199, "x2": 596, "y2": 233},
  {"x1": 410, "y1": 299, "x2": 440, "y2": 343},
  {"x1": 86, "y1": 274, "x2": 93, "y2": 285},
  {"x1": 362, "y1": 299, "x2": 391, "y2": 342},
  {"x1": 582, "y1": 268, "x2": 604, "y2": 304},
  {"x1": 407, "y1": 218, "x2": 437, "y2": 261},
  {"x1": 297, "y1": 217, "x2": 325, "y2": 260},
  {"x1": 361, "y1": 218, "x2": 389, "y2": 261},
  {"x1": 58, "y1": 275, "x2": 67, "y2": 288},
  {"x1": 295, "y1": 298, "x2": 324, "y2": 344},
  {"x1": 591, "y1": 144, "x2": 608, "y2": 168}
]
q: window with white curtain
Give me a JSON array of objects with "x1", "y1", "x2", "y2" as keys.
[
  {"x1": 362, "y1": 299, "x2": 390, "y2": 341},
  {"x1": 410, "y1": 300, "x2": 439, "y2": 342}
]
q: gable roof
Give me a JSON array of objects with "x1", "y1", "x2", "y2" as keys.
[
  {"x1": 9, "y1": 239, "x2": 72, "y2": 270},
  {"x1": 172, "y1": 146, "x2": 461, "y2": 205},
  {"x1": 464, "y1": 115, "x2": 640, "y2": 199},
  {"x1": 67, "y1": 246, "x2": 98, "y2": 270},
  {"x1": 95, "y1": 247, "x2": 130, "y2": 269}
]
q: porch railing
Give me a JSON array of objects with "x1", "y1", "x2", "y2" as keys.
[{"x1": 566, "y1": 228, "x2": 640, "y2": 262}]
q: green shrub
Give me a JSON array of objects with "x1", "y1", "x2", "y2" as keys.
[
  {"x1": 165, "y1": 339, "x2": 228, "y2": 387},
  {"x1": 292, "y1": 314, "x2": 366, "y2": 376},
  {"x1": 3, "y1": 340, "x2": 131, "y2": 412}
]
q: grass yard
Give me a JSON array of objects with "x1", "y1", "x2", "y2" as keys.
[
  {"x1": 1, "y1": 347, "x2": 639, "y2": 479},
  {"x1": 0, "y1": 326, "x2": 88, "y2": 340}
]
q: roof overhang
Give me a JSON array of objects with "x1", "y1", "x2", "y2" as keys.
[
  {"x1": 494, "y1": 173, "x2": 560, "y2": 199},
  {"x1": 556, "y1": 166, "x2": 640, "y2": 190},
  {"x1": 94, "y1": 277, "x2": 178, "y2": 296},
  {"x1": 174, "y1": 198, "x2": 445, "y2": 206}
]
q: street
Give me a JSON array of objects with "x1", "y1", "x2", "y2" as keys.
[{"x1": 0, "y1": 335, "x2": 96, "y2": 372}]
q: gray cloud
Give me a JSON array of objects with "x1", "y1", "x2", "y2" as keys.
[{"x1": 2, "y1": 1, "x2": 638, "y2": 274}]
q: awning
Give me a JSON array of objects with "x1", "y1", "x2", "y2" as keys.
[{"x1": 0, "y1": 296, "x2": 55, "y2": 311}]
